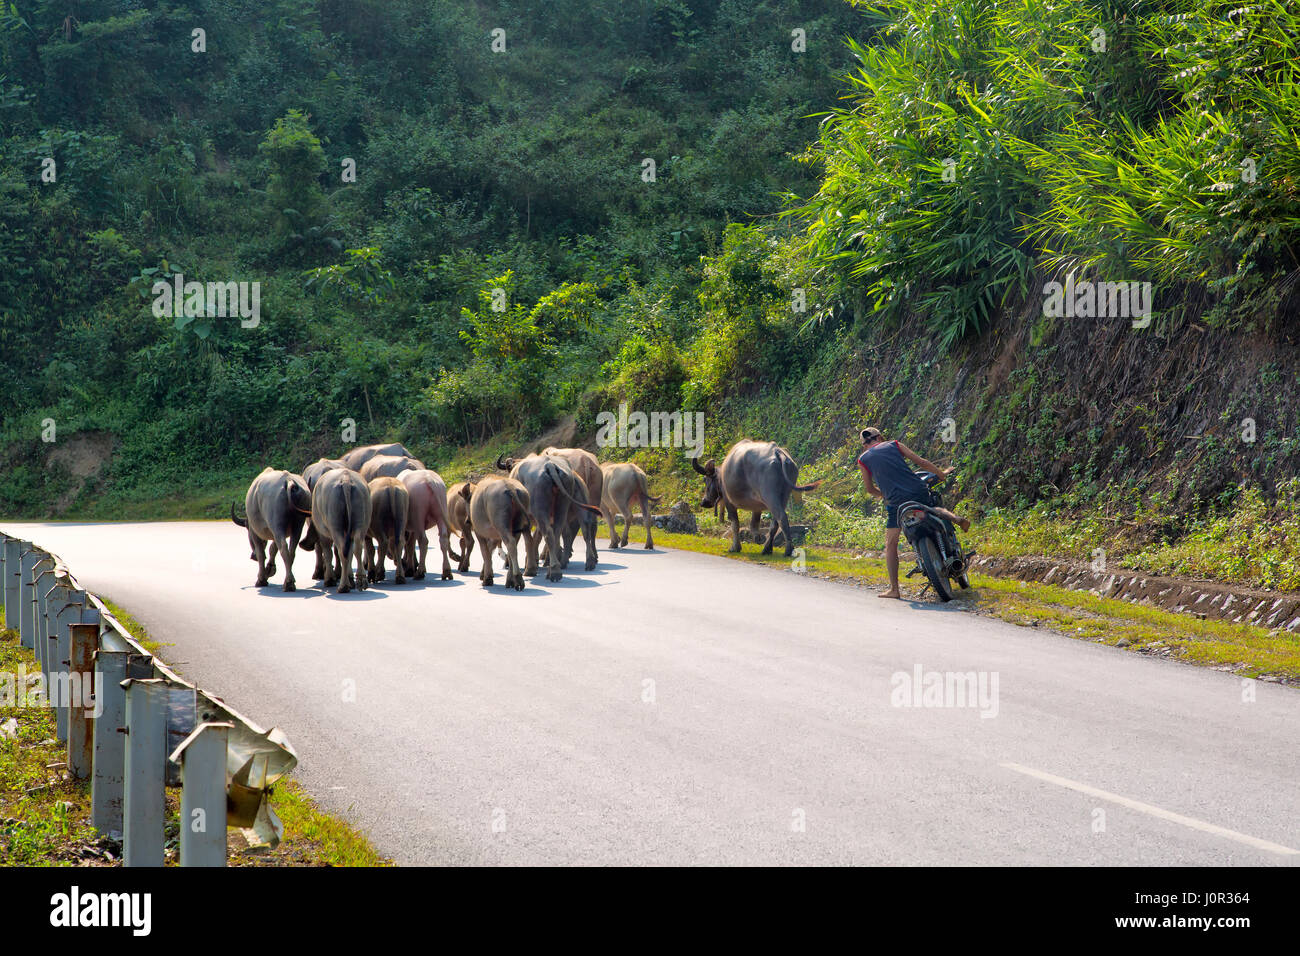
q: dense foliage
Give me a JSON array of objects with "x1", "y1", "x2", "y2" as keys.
[
  {"x1": 0, "y1": 0, "x2": 860, "y2": 508},
  {"x1": 789, "y1": 0, "x2": 1300, "y2": 343}
]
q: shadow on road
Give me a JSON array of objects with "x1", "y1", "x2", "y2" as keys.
[
  {"x1": 478, "y1": 582, "x2": 550, "y2": 596},
  {"x1": 319, "y1": 587, "x2": 389, "y2": 601}
]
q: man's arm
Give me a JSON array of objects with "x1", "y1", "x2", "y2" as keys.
[
  {"x1": 896, "y1": 441, "x2": 951, "y2": 477},
  {"x1": 859, "y1": 461, "x2": 883, "y2": 498}
]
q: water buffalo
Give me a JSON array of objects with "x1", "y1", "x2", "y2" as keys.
[
  {"x1": 504, "y1": 453, "x2": 599, "y2": 582},
  {"x1": 365, "y1": 477, "x2": 410, "y2": 584},
  {"x1": 359, "y1": 454, "x2": 426, "y2": 482},
  {"x1": 311, "y1": 468, "x2": 372, "y2": 593},
  {"x1": 398, "y1": 468, "x2": 454, "y2": 581},
  {"x1": 600, "y1": 462, "x2": 662, "y2": 549},
  {"x1": 538, "y1": 447, "x2": 616, "y2": 543},
  {"x1": 301, "y1": 457, "x2": 347, "y2": 578},
  {"x1": 303, "y1": 457, "x2": 347, "y2": 488},
  {"x1": 447, "y1": 481, "x2": 476, "y2": 573},
  {"x1": 231, "y1": 468, "x2": 313, "y2": 592},
  {"x1": 546, "y1": 474, "x2": 599, "y2": 571},
  {"x1": 341, "y1": 442, "x2": 416, "y2": 471},
  {"x1": 469, "y1": 476, "x2": 532, "y2": 590},
  {"x1": 691, "y1": 440, "x2": 821, "y2": 556}
]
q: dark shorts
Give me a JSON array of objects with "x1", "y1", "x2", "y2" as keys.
[{"x1": 885, "y1": 488, "x2": 934, "y2": 530}]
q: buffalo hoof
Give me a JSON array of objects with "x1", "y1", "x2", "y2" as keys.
[
  {"x1": 546, "y1": 569, "x2": 562, "y2": 582},
  {"x1": 585, "y1": 558, "x2": 597, "y2": 571},
  {"x1": 526, "y1": 568, "x2": 539, "y2": 578},
  {"x1": 481, "y1": 575, "x2": 493, "y2": 588},
  {"x1": 441, "y1": 569, "x2": 453, "y2": 581},
  {"x1": 644, "y1": 542, "x2": 653, "y2": 550},
  {"x1": 338, "y1": 584, "x2": 352, "y2": 594},
  {"x1": 512, "y1": 576, "x2": 525, "y2": 591},
  {"x1": 414, "y1": 570, "x2": 426, "y2": 580},
  {"x1": 394, "y1": 575, "x2": 405, "y2": 585},
  {"x1": 283, "y1": 581, "x2": 296, "y2": 593},
  {"x1": 761, "y1": 546, "x2": 774, "y2": 556},
  {"x1": 255, "y1": 578, "x2": 269, "y2": 588}
]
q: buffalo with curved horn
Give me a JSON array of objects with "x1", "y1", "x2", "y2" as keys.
[{"x1": 692, "y1": 440, "x2": 820, "y2": 556}]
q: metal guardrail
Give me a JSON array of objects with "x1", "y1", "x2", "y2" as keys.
[{"x1": 0, "y1": 530, "x2": 297, "y2": 866}]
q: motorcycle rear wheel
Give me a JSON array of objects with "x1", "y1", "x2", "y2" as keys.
[{"x1": 917, "y1": 536, "x2": 954, "y2": 602}]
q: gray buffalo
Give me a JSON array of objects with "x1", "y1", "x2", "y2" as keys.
[
  {"x1": 547, "y1": 473, "x2": 599, "y2": 572},
  {"x1": 359, "y1": 454, "x2": 426, "y2": 482},
  {"x1": 365, "y1": 476, "x2": 410, "y2": 585},
  {"x1": 447, "y1": 481, "x2": 476, "y2": 573},
  {"x1": 600, "y1": 462, "x2": 662, "y2": 549},
  {"x1": 398, "y1": 468, "x2": 454, "y2": 581},
  {"x1": 538, "y1": 447, "x2": 615, "y2": 543},
  {"x1": 311, "y1": 468, "x2": 373, "y2": 593},
  {"x1": 469, "y1": 476, "x2": 532, "y2": 590},
  {"x1": 503, "y1": 453, "x2": 599, "y2": 582},
  {"x1": 301, "y1": 457, "x2": 347, "y2": 578},
  {"x1": 303, "y1": 457, "x2": 347, "y2": 488},
  {"x1": 691, "y1": 440, "x2": 821, "y2": 556},
  {"x1": 231, "y1": 468, "x2": 314, "y2": 592},
  {"x1": 340, "y1": 442, "x2": 416, "y2": 472}
]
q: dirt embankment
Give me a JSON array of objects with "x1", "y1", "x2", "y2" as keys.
[{"x1": 971, "y1": 554, "x2": 1300, "y2": 632}]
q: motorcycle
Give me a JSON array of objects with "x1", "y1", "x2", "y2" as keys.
[{"x1": 898, "y1": 471, "x2": 973, "y2": 602}]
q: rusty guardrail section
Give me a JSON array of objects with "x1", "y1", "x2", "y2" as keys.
[{"x1": 0, "y1": 530, "x2": 297, "y2": 866}]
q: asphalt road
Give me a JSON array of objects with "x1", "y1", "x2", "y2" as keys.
[{"x1": 5, "y1": 520, "x2": 1299, "y2": 866}]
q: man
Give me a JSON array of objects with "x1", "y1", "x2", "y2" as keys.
[{"x1": 858, "y1": 426, "x2": 971, "y2": 600}]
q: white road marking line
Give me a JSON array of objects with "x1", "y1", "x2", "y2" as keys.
[{"x1": 1000, "y1": 761, "x2": 1299, "y2": 856}]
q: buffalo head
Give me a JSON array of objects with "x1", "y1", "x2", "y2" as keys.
[{"x1": 690, "y1": 456, "x2": 721, "y2": 508}]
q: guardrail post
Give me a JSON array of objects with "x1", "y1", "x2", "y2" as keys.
[
  {"x1": 91, "y1": 649, "x2": 129, "y2": 835},
  {"x1": 172, "y1": 722, "x2": 233, "y2": 867},
  {"x1": 67, "y1": 623, "x2": 99, "y2": 780},
  {"x1": 0, "y1": 534, "x2": 8, "y2": 625},
  {"x1": 34, "y1": 566, "x2": 57, "y2": 667},
  {"x1": 123, "y1": 678, "x2": 167, "y2": 867},
  {"x1": 3, "y1": 538, "x2": 19, "y2": 630},
  {"x1": 50, "y1": 589, "x2": 85, "y2": 743},
  {"x1": 19, "y1": 547, "x2": 42, "y2": 649}
]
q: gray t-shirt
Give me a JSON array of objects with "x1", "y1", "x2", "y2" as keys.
[{"x1": 858, "y1": 441, "x2": 929, "y2": 504}]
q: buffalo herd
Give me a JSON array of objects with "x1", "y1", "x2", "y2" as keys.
[{"x1": 232, "y1": 439, "x2": 819, "y2": 593}]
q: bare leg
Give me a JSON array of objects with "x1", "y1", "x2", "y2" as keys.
[
  {"x1": 934, "y1": 506, "x2": 971, "y2": 533},
  {"x1": 879, "y1": 527, "x2": 901, "y2": 598}
]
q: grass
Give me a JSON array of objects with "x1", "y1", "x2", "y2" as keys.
[
  {"x1": 631, "y1": 527, "x2": 1300, "y2": 682},
  {"x1": 0, "y1": 606, "x2": 390, "y2": 867},
  {"x1": 0, "y1": 619, "x2": 101, "y2": 865}
]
